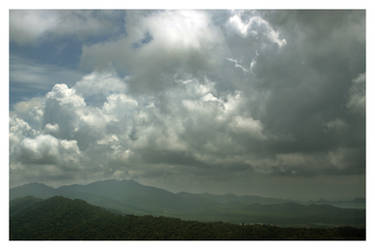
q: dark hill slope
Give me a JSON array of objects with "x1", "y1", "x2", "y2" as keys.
[
  {"x1": 10, "y1": 196, "x2": 365, "y2": 240},
  {"x1": 10, "y1": 196, "x2": 43, "y2": 217}
]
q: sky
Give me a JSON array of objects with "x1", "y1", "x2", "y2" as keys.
[{"x1": 9, "y1": 10, "x2": 365, "y2": 201}]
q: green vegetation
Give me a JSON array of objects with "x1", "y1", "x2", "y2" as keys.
[
  {"x1": 10, "y1": 180, "x2": 366, "y2": 227},
  {"x1": 10, "y1": 196, "x2": 365, "y2": 240}
]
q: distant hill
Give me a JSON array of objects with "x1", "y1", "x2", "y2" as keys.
[
  {"x1": 10, "y1": 196, "x2": 365, "y2": 240},
  {"x1": 307, "y1": 198, "x2": 366, "y2": 210},
  {"x1": 10, "y1": 179, "x2": 365, "y2": 227},
  {"x1": 11, "y1": 183, "x2": 59, "y2": 199}
]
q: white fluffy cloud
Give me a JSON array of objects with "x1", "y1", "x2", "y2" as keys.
[
  {"x1": 16, "y1": 135, "x2": 80, "y2": 165},
  {"x1": 10, "y1": 69, "x2": 269, "y2": 184},
  {"x1": 44, "y1": 123, "x2": 60, "y2": 134},
  {"x1": 46, "y1": 84, "x2": 86, "y2": 108}
]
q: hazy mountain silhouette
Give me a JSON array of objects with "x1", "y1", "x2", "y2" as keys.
[
  {"x1": 10, "y1": 179, "x2": 365, "y2": 227},
  {"x1": 305, "y1": 198, "x2": 366, "y2": 209}
]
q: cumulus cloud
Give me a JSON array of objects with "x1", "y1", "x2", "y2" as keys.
[
  {"x1": 9, "y1": 10, "x2": 365, "y2": 199},
  {"x1": 74, "y1": 71, "x2": 127, "y2": 105},
  {"x1": 16, "y1": 135, "x2": 80, "y2": 165},
  {"x1": 47, "y1": 84, "x2": 86, "y2": 108},
  {"x1": 10, "y1": 71, "x2": 267, "y2": 184},
  {"x1": 10, "y1": 115, "x2": 39, "y2": 154},
  {"x1": 44, "y1": 123, "x2": 60, "y2": 134},
  {"x1": 12, "y1": 97, "x2": 44, "y2": 129}
]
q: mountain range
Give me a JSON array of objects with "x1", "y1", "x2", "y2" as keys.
[
  {"x1": 10, "y1": 196, "x2": 365, "y2": 240},
  {"x1": 10, "y1": 179, "x2": 366, "y2": 227}
]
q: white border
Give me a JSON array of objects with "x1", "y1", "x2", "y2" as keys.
[
  {"x1": 4, "y1": 0, "x2": 371, "y2": 9},
  {"x1": 1, "y1": 1, "x2": 373, "y2": 249}
]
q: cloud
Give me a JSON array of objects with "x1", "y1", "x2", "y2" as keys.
[
  {"x1": 80, "y1": 10, "x2": 226, "y2": 94},
  {"x1": 10, "y1": 10, "x2": 124, "y2": 45},
  {"x1": 74, "y1": 71, "x2": 127, "y2": 103},
  {"x1": 347, "y1": 73, "x2": 365, "y2": 114},
  {"x1": 10, "y1": 56, "x2": 84, "y2": 105},
  {"x1": 325, "y1": 118, "x2": 347, "y2": 130},
  {"x1": 16, "y1": 134, "x2": 80, "y2": 165},
  {"x1": 10, "y1": 10, "x2": 59, "y2": 45},
  {"x1": 12, "y1": 97, "x2": 44, "y2": 129},
  {"x1": 10, "y1": 71, "x2": 267, "y2": 184},
  {"x1": 46, "y1": 84, "x2": 86, "y2": 108},
  {"x1": 9, "y1": 10, "x2": 365, "y2": 199},
  {"x1": 225, "y1": 58, "x2": 249, "y2": 73},
  {"x1": 226, "y1": 11, "x2": 287, "y2": 47},
  {"x1": 10, "y1": 115, "x2": 39, "y2": 155},
  {"x1": 10, "y1": 56, "x2": 83, "y2": 88},
  {"x1": 328, "y1": 148, "x2": 355, "y2": 170},
  {"x1": 44, "y1": 123, "x2": 60, "y2": 134}
]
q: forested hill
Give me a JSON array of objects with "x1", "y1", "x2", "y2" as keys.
[
  {"x1": 10, "y1": 179, "x2": 366, "y2": 227},
  {"x1": 10, "y1": 196, "x2": 365, "y2": 240}
]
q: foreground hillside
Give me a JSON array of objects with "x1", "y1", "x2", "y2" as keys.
[
  {"x1": 10, "y1": 180, "x2": 366, "y2": 227},
  {"x1": 10, "y1": 196, "x2": 365, "y2": 240}
]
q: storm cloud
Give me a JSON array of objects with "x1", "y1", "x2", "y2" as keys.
[{"x1": 9, "y1": 10, "x2": 365, "y2": 200}]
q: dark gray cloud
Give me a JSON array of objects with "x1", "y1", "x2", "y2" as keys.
[{"x1": 10, "y1": 10, "x2": 365, "y2": 200}]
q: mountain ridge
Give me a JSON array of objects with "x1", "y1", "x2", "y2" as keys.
[
  {"x1": 10, "y1": 179, "x2": 298, "y2": 203},
  {"x1": 10, "y1": 195, "x2": 365, "y2": 240},
  {"x1": 10, "y1": 179, "x2": 366, "y2": 227}
]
